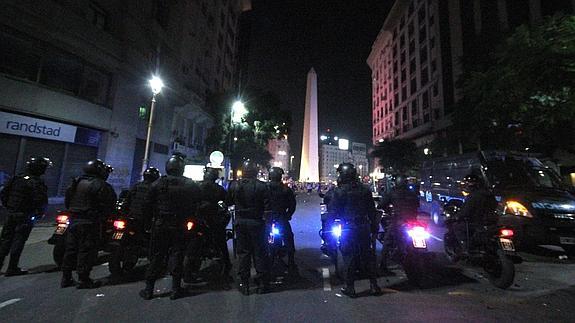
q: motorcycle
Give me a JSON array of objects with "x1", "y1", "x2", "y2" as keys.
[
  {"x1": 319, "y1": 217, "x2": 344, "y2": 276},
  {"x1": 107, "y1": 192, "x2": 150, "y2": 277},
  {"x1": 443, "y1": 201, "x2": 522, "y2": 289},
  {"x1": 47, "y1": 211, "x2": 113, "y2": 268},
  {"x1": 377, "y1": 205, "x2": 432, "y2": 287}
]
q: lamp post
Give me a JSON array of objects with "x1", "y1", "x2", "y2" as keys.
[
  {"x1": 227, "y1": 100, "x2": 247, "y2": 180},
  {"x1": 142, "y1": 76, "x2": 164, "y2": 174}
]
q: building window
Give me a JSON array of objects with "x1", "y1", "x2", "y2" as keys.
[
  {"x1": 422, "y1": 90, "x2": 430, "y2": 110},
  {"x1": 430, "y1": 36, "x2": 436, "y2": 49},
  {"x1": 41, "y1": 53, "x2": 83, "y2": 95},
  {"x1": 0, "y1": 31, "x2": 41, "y2": 82},
  {"x1": 400, "y1": 16, "x2": 406, "y2": 29},
  {"x1": 408, "y1": 1, "x2": 415, "y2": 15},
  {"x1": 410, "y1": 58, "x2": 416, "y2": 74},
  {"x1": 400, "y1": 34, "x2": 406, "y2": 49},
  {"x1": 432, "y1": 83, "x2": 439, "y2": 96},
  {"x1": 401, "y1": 86, "x2": 407, "y2": 102},
  {"x1": 429, "y1": 14, "x2": 435, "y2": 27},
  {"x1": 394, "y1": 112, "x2": 399, "y2": 125},
  {"x1": 394, "y1": 92, "x2": 399, "y2": 105},
  {"x1": 401, "y1": 68, "x2": 406, "y2": 82},
  {"x1": 431, "y1": 59, "x2": 437, "y2": 74},
  {"x1": 418, "y1": 6, "x2": 426, "y2": 24},
  {"x1": 393, "y1": 77, "x2": 398, "y2": 90},
  {"x1": 420, "y1": 46, "x2": 428, "y2": 64},
  {"x1": 409, "y1": 40, "x2": 415, "y2": 55},
  {"x1": 400, "y1": 52, "x2": 406, "y2": 66},
  {"x1": 408, "y1": 21, "x2": 415, "y2": 38},
  {"x1": 410, "y1": 77, "x2": 417, "y2": 94},
  {"x1": 87, "y1": 1, "x2": 108, "y2": 30},
  {"x1": 433, "y1": 109, "x2": 441, "y2": 120},
  {"x1": 421, "y1": 67, "x2": 429, "y2": 86},
  {"x1": 411, "y1": 100, "x2": 418, "y2": 116},
  {"x1": 419, "y1": 26, "x2": 427, "y2": 43}
]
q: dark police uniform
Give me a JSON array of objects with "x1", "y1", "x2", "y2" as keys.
[
  {"x1": 227, "y1": 177, "x2": 271, "y2": 294},
  {"x1": 379, "y1": 184, "x2": 420, "y2": 271},
  {"x1": 125, "y1": 180, "x2": 155, "y2": 233},
  {"x1": 328, "y1": 180, "x2": 380, "y2": 296},
  {"x1": 198, "y1": 179, "x2": 230, "y2": 274},
  {"x1": 455, "y1": 187, "x2": 498, "y2": 246},
  {"x1": 143, "y1": 174, "x2": 201, "y2": 298},
  {"x1": 0, "y1": 174, "x2": 47, "y2": 274},
  {"x1": 62, "y1": 174, "x2": 116, "y2": 287},
  {"x1": 267, "y1": 181, "x2": 297, "y2": 268}
]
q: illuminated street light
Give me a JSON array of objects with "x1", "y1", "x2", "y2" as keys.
[
  {"x1": 320, "y1": 135, "x2": 328, "y2": 141},
  {"x1": 231, "y1": 100, "x2": 247, "y2": 124},
  {"x1": 142, "y1": 75, "x2": 164, "y2": 174}
]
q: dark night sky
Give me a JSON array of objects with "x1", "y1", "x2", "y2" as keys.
[{"x1": 242, "y1": 0, "x2": 393, "y2": 171}]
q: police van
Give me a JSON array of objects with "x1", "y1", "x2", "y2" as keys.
[{"x1": 419, "y1": 151, "x2": 575, "y2": 254}]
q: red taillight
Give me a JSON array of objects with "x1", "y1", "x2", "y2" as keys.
[
  {"x1": 499, "y1": 229, "x2": 514, "y2": 238},
  {"x1": 56, "y1": 215, "x2": 69, "y2": 224},
  {"x1": 187, "y1": 221, "x2": 194, "y2": 231},
  {"x1": 113, "y1": 220, "x2": 126, "y2": 230}
]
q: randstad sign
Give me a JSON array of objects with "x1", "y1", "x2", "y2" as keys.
[{"x1": 0, "y1": 111, "x2": 77, "y2": 143}]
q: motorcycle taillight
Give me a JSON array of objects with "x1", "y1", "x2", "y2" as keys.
[
  {"x1": 113, "y1": 220, "x2": 126, "y2": 230},
  {"x1": 187, "y1": 221, "x2": 194, "y2": 231},
  {"x1": 56, "y1": 215, "x2": 69, "y2": 224},
  {"x1": 407, "y1": 226, "x2": 430, "y2": 240},
  {"x1": 499, "y1": 228, "x2": 514, "y2": 238}
]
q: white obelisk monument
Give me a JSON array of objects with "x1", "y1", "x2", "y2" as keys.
[{"x1": 299, "y1": 68, "x2": 319, "y2": 183}]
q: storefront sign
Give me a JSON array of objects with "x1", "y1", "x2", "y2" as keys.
[{"x1": 0, "y1": 111, "x2": 77, "y2": 143}]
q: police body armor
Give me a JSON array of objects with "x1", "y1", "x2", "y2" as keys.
[
  {"x1": 233, "y1": 179, "x2": 266, "y2": 221},
  {"x1": 335, "y1": 182, "x2": 372, "y2": 226},
  {"x1": 152, "y1": 176, "x2": 197, "y2": 227},
  {"x1": 267, "y1": 182, "x2": 292, "y2": 220},
  {"x1": 128, "y1": 182, "x2": 152, "y2": 220},
  {"x1": 2, "y1": 175, "x2": 47, "y2": 216},
  {"x1": 66, "y1": 176, "x2": 107, "y2": 221}
]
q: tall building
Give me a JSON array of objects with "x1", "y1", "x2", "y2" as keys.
[
  {"x1": 319, "y1": 131, "x2": 368, "y2": 182},
  {"x1": 267, "y1": 137, "x2": 290, "y2": 171},
  {"x1": 0, "y1": 0, "x2": 248, "y2": 198},
  {"x1": 367, "y1": 0, "x2": 575, "y2": 146}
]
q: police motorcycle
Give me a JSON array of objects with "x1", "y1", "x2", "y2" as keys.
[
  {"x1": 48, "y1": 211, "x2": 114, "y2": 268},
  {"x1": 184, "y1": 201, "x2": 233, "y2": 279},
  {"x1": 318, "y1": 194, "x2": 341, "y2": 274},
  {"x1": 377, "y1": 202, "x2": 432, "y2": 287},
  {"x1": 443, "y1": 200, "x2": 522, "y2": 289},
  {"x1": 107, "y1": 191, "x2": 151, "y2": 277}
]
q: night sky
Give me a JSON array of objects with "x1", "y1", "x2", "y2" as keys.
[{"x1": 243, "y1": 0, "x2": 393, "y2": 171}]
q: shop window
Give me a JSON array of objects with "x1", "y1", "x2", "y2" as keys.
[{"x1": 80, "y1": 65, "x2": 110, "y2": 105}]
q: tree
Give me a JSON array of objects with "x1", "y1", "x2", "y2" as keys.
[
  {"x1": 205, "y1": 89, "x2": 291, "y2": 172},
  {"x1": 453, "y1": 15, "x2": 575, "y2": 155},
  {"x1": 370, "y1": 139, "x2": 421, "y2": 175}
]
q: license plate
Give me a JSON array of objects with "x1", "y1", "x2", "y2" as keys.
[
  {"x1": 499, "y1": 238, "x2": 515, "y2": 251},
  {"x1": 55, "y1": 224, "x2": 67, "y2": 235},
  {"x1": 412, "y1": 237, "x2": 427, "y2": 249},
  {"x1": 560, "y1": 237, "x2": 575, "y2": 245},
  {"x1": 113, "y1": 232, "x2": 124, "y2": 240}
]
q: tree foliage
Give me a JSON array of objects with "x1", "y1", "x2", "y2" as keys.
[
  {"x1": 205, "y1": 89, "x2": 292, "y2": 169},
  {"x1": 453, "y1": 15, "x2": 575, "y2": 155},
  {"x1": 370, "y1": 139, "x2": 421, "y2": 175}
]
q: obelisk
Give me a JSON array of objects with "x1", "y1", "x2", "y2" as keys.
[{"x1": 299, "y1": 68, "x2": 319, "y2": 183}]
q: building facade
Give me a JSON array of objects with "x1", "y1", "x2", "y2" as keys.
[
  {"x1": 267, "y1": 137, "x2": 290, "y2": 172},
  {"x1": 0, "y1": 0, "x2": 248, "y2": 198},
  {"x1": 368, "y1": 0, "x2": 575, "y2": 146},
  {"x1": 319, "y1": 131, "x2": 368, "y2": 182}
]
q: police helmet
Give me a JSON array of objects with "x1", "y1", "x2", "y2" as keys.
[
  {"x1": 103, "y1": 164, "x2": 114, "y2": 180},
  {"x1": 25, "y1": 156, "x2": 52, "y2": 176},
  {"x1": 204, "y1": 167, "x2": 220, "y2": 182},
  {"x1": 143, "y1": 167, "x2": 160, "y2": 182},
  {"x1": 463, "y1": 174, "x2": 484, "y2": 191},
  {"x1": 336, "y1": 163, "x2": 357, "y2": 184},
  {"x1": 84, "y1": 159, "x2": 107, "y2": 178},
  {"x1": 165, "y1": 154, "x2": 186, "y2": 176},
  {"x1": 269, "y1": 167, "x2": 284, "y2": 182},
  {"x1": 241, "y1": 159, "x2": 258, "y2": 179}
]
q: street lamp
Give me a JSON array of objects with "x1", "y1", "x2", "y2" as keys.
[
  {"x1": 142, "y1": 76, "x2": 164, "y2": 174},
  {"x1": 228, "y1": 100, "x2": 247, "y2": 180}
]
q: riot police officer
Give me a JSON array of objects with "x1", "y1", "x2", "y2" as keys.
[
  {"x1": 227, "y1": 160, "x2": 271, "y2": 295},
  {"x1": 195, "y1": 167, "x2": 231, "y2": 283},
  {"x1": 327, "y1": 163, "x2": 381, "y2": 298},
  {"x1": 0, "y1": 157, "x2": 50, "y2": 276},
  {"x1": 379, "y1": 175, "x2": 420, "y2": 274},
  {"x1": 455, "y1": 174, "x2": 498, "y2": 248},
  {"x1": 267, "y1": 167, "x2": 298, "y2": 276},
  {"x1": 139, "y1": 154, "x2": 202, "y2": 300},
  {"x1": 61, "y1": 159, "x2": 117, "y2": 289}
]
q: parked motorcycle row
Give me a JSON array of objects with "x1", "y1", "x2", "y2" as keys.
[{"x1": 319, "y1": 195, "x2": 522, "y2": 290}]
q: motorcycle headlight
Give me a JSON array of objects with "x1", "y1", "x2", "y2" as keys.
[
  {"x1": 332, "y1": 224, "x2": 342, "y2": 238},
  {"x1": 271, "y1": 224, "x2": 280, "y2": 236},
  {"x1": 504, "y1": 201, "x2": 533, "y2": 218}
]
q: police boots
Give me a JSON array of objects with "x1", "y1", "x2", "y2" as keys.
[
  {"x1": 139, "y1": 280, "x2": 155, "y2": 300},
  {"x1": 340, "y1": 285, "x2": 357, "y2": 298},
  {"x1": 4, "y1": 255, "x2": 28, "y2": 276},
  {"x1": 77, "y1": 273, "x2": 101, "y2": 289},
  {"x1": 370, "y1": 279, "x2": 383, "y2": 296},
  {"x1": 237, "y1": 280, "x2": 250, "y2": 296},
  {"x1": 60, "y1": 271, "x2": 76, "y2": 288}
]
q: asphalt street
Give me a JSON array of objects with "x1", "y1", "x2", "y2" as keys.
[{"x1": 0, "y1": 194, "x2": 574, "y2": 323}]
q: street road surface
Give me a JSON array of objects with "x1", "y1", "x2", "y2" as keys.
[{"x1": 0, "y1": 194, "x2": 574, "y2": 322}]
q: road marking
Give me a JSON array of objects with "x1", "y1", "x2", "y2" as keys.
[
  {"x1": 430, "y1": 234, "x2": 443, "y2": 242},
  {"x1": 322, "y1": 267, "x2": 331, "y2": 291},
  {"x1": 0, "y1": 298, "x2": 22, "y2": 309}
]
